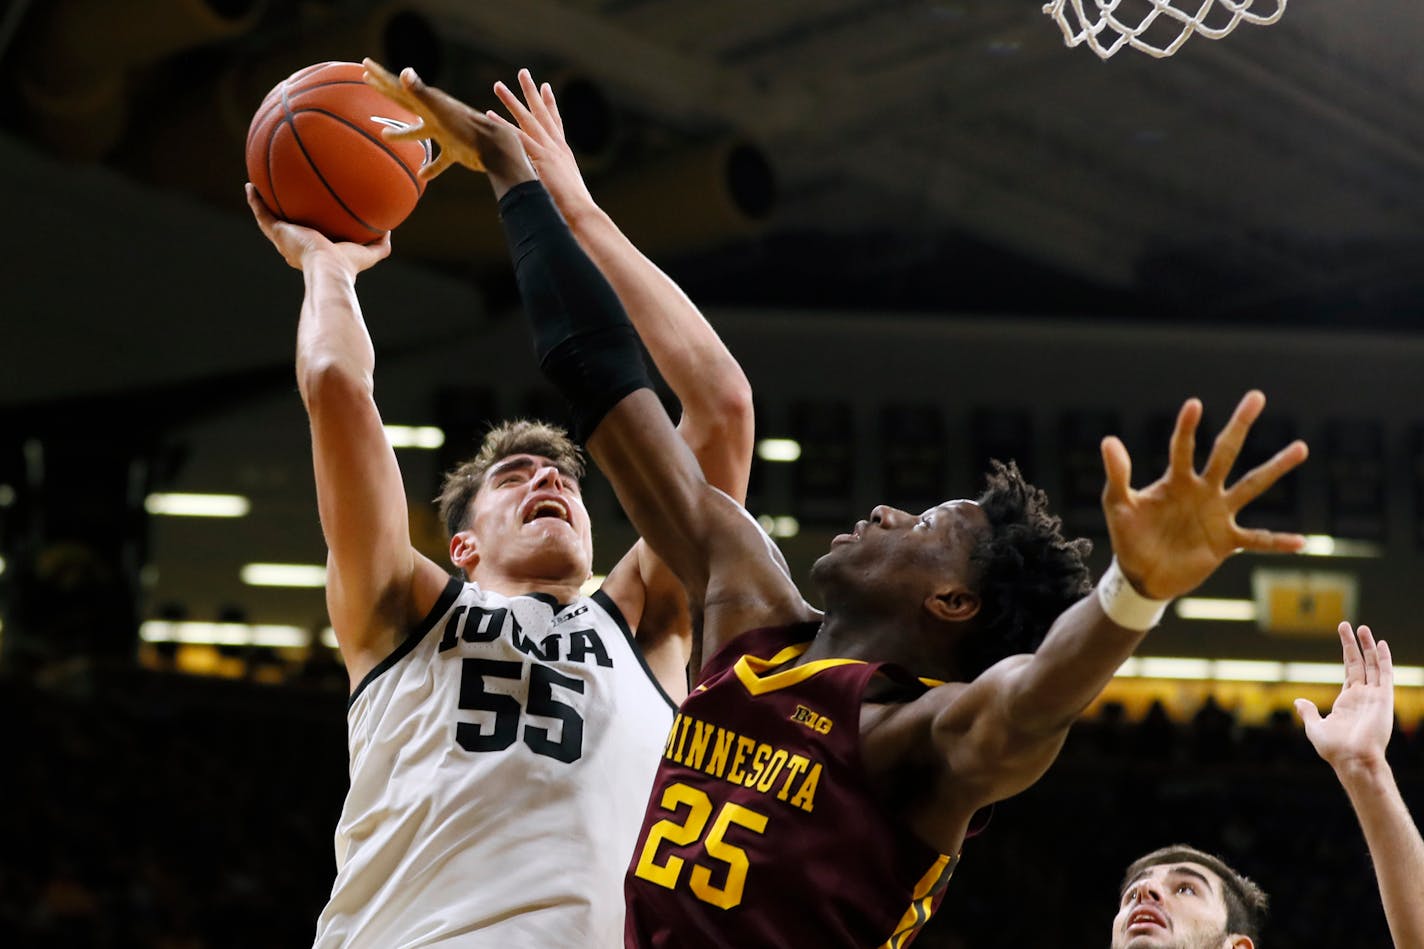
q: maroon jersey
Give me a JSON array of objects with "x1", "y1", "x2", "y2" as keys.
[{"x1": 624, "y1": 623, "x2": 959, "y2": 949}]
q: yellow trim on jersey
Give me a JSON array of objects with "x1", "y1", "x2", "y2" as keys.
[
  {"x1": 732, "y1": 643, "x2": 866, "y2": 696},
  {"x1": 918, "y1": 676, "x2": 946, "y2": 688},
  {"x1": 877, "y1": 852, "x2": 959, "y2": 949}
]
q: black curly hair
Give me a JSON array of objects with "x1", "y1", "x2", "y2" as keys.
[{"x1": 960, "y1": 460, "x2": 1093, "y2": 679}]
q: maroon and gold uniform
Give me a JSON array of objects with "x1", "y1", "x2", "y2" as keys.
[{"x1": 625, "y1": 623, "x2": 961, "y2": 949}]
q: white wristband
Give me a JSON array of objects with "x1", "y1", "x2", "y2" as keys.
[{"x1": 1096, "y1": 558, "x2": 1170, "y2": 631}]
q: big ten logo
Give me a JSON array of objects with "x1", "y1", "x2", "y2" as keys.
[{"x1": 789, "y1": 704, "x2": 832, "y2": 734}]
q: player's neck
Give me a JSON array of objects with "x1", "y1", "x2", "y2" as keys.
[
  {"x1": 467, "y1": 566, "x2": 585, "y2": 605},
  {"x1": 803, "y1": 606, "x2": 965, "y2": 681},
  {"x1": 803, "y1": 608, "x2": 909, "y2": 664}
]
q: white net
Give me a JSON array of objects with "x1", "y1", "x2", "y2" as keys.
[{"x1": 1043, "y1": 0, "x2": 1288, "y2": 60}]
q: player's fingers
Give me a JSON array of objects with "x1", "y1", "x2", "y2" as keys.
[
  {"x1": 1358, "y1": 624, "x2": 1381, "y2": 686},
  {"x1": 1231, "y1": 526, "x2": 1306, "y2": 555},
  {"x1": 381, "y1": 119, "x2": 429, "y2": 143},
  {"x1": 1377, "y1": 639, "x2": 1395, "y2": 690},
  {"x1": 1100, "y1": 436, "x2": 1132, "y2": 507},
  {"x1": 360, "y1": 232, "x2": 392, "y2": 261},
  {"x1": 1337, "y1": 621, "x2": 1364, "y2": 686},
  {"x1": 517, "y1": 68, "x2": 555, "y2": 128},
  {"x1": 1293, "y1": 697, "x2": 1321, "y2": 727},
  {"x1": 419, "y1": 150, "x2": 458, "y2": 180},
  {"x1": 244, "y1": 183, "x2": 273, "y2": 223},
  {"x1": 1223, "y1": 440, "x2": 1308, "y2": 511},
  {"x1": 1202, "y1": 390, "x2": 1265, "y2": 485},
  {"x1": 541, "y1": 82, "x2": 564, "y2": 133},
  {"x1": 400, "y1": 66, "x2": 427, "y2": 94},
  {"x1": 361, "y1": 58, "x2": 402, "y2": 97},
  {"x1": 494, "y1": 80, "x2": 538, "y2": 131},
  {"x1": 1166, "y1": 397, "x2": 1202, "y2": 477},
  {"x1": 484, "y1": 110, "x2": 538, "y2": 150}
]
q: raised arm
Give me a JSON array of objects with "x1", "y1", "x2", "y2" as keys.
[
  {"x1": 246, "y1": 186, "x2": 450, "y2": 689},
  {"x1": 366, "y1": 61, "x2": 763, "y2": 690},
  {"x1": 491, "y1": 71, "x2": 754, "y2": 689},
  {"x1": 492, "y1": 70, "x2": 754, "y2": 501},
  {"x1": 906, "y1": 393, "x2": 1308, "y2": 835},
  {"x1": 1296, "y1": 623, "x2": 1424, "y2": 949},
  {"x1": 361, "y1": 61, "x2": 807, "y2": 650}
]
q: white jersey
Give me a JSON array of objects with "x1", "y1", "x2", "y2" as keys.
[{"x1": 312, "y1": 578, "x2": 676, "y2": 949}]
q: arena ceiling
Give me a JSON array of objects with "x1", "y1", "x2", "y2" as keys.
[
  {"x1": 2, "y1": 0, "x2": 1422, "y2": 651},
  {"x1": 6, "y1": 0, "x2": 1424, "y2": 338}
]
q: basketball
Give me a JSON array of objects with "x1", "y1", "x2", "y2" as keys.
[{"x1": 245, "y1": 61, "x2": 429, "y2": 244}]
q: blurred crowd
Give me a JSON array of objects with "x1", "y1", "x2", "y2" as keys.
[{"x1": 2, "y1": 665, "x2": 1412, "y2": 948}]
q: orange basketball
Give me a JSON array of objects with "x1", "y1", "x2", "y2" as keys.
[{"x1": 246, "y1": 61, "x2": 429, "y2": 244}]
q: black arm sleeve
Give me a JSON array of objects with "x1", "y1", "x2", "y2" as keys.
[{"x1": 498, "y1": 180, "x2": 653, "y2": 441}]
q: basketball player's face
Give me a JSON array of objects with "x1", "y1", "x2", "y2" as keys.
[
  {"x1": 463, "y1": 454, "x2": 593, "y2": 580},
  {"x1": 1111, "y1": 863, "x2": 1245, "y2": 949},
  {"x1": 816, "y1": 499, "x2": 987, "y2": 604}
]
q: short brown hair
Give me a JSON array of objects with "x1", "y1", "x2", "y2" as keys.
[
  {"x1": 436, "y1": 420, "x2": 585, "y2": 537},
  {"x1": 1122, "y1": 845, "x2": 1268, "y2": 941}
]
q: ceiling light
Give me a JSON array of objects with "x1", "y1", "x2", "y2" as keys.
[
  {"x1": 1282, "y1": 662, "x2": 1349, "y2": 684},
  {"x1": 1211, "y1": 660, "x2": 1284, "y2": 682},
  {"x1": 1175, "y1": 598, "x2": 1257, "y2": 622},
  {"x1": 385, "y1": 425, "x2": 446, "y2": 449},
  {"x1": 1133, "y1": 657, "x2": 1212, "y2": 680},
  {"x1": 756, "y1": 438, "x2": 801, "y2": 463},
  {"x1": 145, "y1": 493, "x2": 251, "y2": 517},
  {"x1": 1299, "y1": 535, "x2": 1384, "y2": 558},
  {"x1": 240, "y1": 563, "x2": 327, "y2": 587},
  {"x1": 140, "y1": 621, "x2": 308, "y2": 648},
  {"x1": 1115, "y1": 655, "x2": 1424, "y2": 686},
  {"x1": 755, "y1": 514, "x2": 800, "y2": 538}
]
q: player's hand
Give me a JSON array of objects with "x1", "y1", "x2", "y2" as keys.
[
  {"x1": 1100, "y1": 390, "x2": 1307, "y2": 599},
  {"x1": 489, "y1": 69, "x2": 596, "y2": 217},
  {"x1": 1295, "y1": 622, "x2": 1395, "y2": 771},
  {"x1": 246, "y1": 184, "x2": 390, "y2": 274},
  {"x1": 363, "y1": 58, "x2": 534, "y2": 190}
]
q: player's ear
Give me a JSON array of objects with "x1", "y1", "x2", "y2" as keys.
[
  {"x1": 450, "y1": 531, "x2": 480, "y2": 575},
  {"x1": 925, "y1": 586, "x2": 981, "y2": 624},
  {"x1": 1226, "y1": 936, "x2": 1253, "y2": 949}
]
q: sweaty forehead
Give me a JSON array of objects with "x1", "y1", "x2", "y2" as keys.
[
  {"x1": 931, "y1": 499, "x2": 989, "y2": 534},
  {"x1": 484, "y1": 454, "x2": 578, "y2": 485},
  {"x1": 1125, "y1": 862, "x2": 1221, "y2": 897}
]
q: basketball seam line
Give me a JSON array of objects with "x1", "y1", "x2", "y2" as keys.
[
  {"x1": 290, "y1": 107, "x2": 423, "y2": 195},
  {"x1": 250, "y1": 79, "x2": 369, "y2": 141},
  {"x1": 278, "y1": 80, "x2": 385, "y2": 238}
]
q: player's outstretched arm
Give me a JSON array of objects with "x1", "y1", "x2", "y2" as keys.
[
  {"x1": 491, "y1": 69, "x2": 754, "y2": 689},
  {"x1": 913, "y1": 392, "x2": 1308, "y2": 828},
  {"x1": 367, "y1": 59, "x2": 754, "y2": 500},
  {"x1": 247, "y1": 186, "x2": 451, "y2": 689},
  {"x1": 1296, "y1": 623, "x2": 1424, "y2": 949},
  {"x1": 491, "y1": 69, "x2": 754, "y2": 498},
  {"x1": 367, "y1": 60, "x2": 768, "y2": 686}
]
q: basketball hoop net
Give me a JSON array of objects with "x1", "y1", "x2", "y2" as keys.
[{"x1": 1043, "y1": 0, "x2": 1287, "y2": 60}]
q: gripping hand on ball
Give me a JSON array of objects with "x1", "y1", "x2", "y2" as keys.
[
  {"x1": 363, "y1": 58, "x2": 535, "y2": 195},
  {"x1": 246, "y1": 184, "x2": 390, "y2": 274}
]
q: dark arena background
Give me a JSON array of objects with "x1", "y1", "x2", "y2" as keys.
[{"x1": 3, "y1": 0, "x2": 1423, "y2": 946}]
